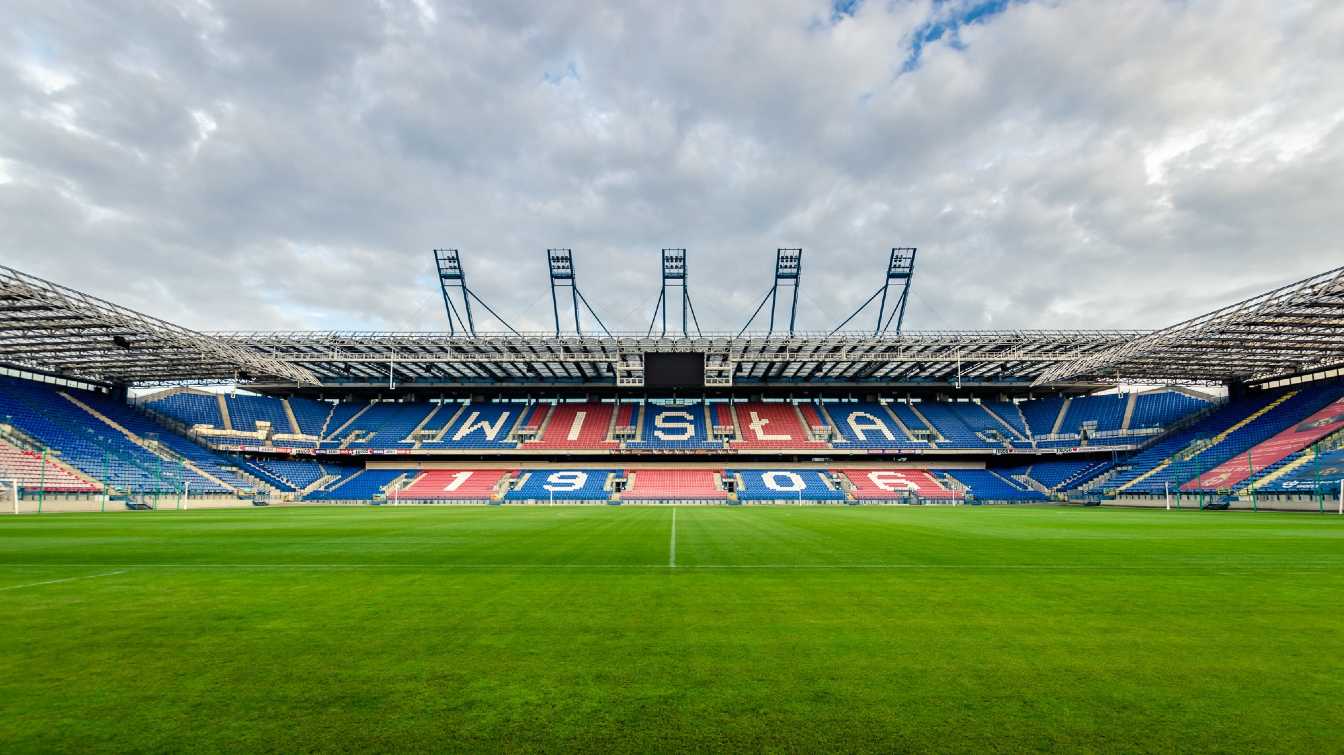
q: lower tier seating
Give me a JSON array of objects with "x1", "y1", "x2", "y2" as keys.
[
  {"x1": 733, "y1": 469, "x2": 845, "y2": 501},
  {"x1": 623, "y1": 469, "x2": 726, "y2": 500},
  {"x1": 505, "y1": 469, "x2": 618, "y2": 501},
  {"x1": 398, "y1": 469, "x2": 510, "y2": 500},
  {"x1": 836, "y1": 468, "x2": 959, "y2": 500}
]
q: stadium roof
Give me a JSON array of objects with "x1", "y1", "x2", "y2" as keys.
[
  {"x1": 2, "y1": 262, "x2": 1342, "y2": 391},
  {"x1": 217, "y1": 330, "x2": 1141, "y2": 391},
  {"x1": 0, "y1": 265, "x2": 318, "y2": 386},
  {"x1": 1034, "y1": 264, "x2": 1344, "y2": 385}
]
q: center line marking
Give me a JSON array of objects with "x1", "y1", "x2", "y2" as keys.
[
  {"x1": 669, "y1": 507, "x2": 677, "y2": 568},
  {"x1": 0, "y1": 570, "x2": 127, "y2": 592}
]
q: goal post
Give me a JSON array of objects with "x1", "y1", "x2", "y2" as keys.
[{"x1": 1, "y1": 478, "x2": 19, "y2": 515}]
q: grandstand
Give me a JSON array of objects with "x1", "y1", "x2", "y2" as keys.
[{"x1": 1, "y1": 257, "x2": 1343, "y2": 512}]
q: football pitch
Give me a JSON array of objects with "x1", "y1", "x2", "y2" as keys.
[{"x1": 2, "y1": 505, "x2": 1342, "y2": 753}]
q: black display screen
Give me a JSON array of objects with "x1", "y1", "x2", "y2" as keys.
[{"x1": 644, "y1": 352, "x2": 705, "y2": 388}]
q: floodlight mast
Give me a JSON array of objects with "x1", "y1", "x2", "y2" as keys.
[
  {"x1": 431, "y1": 250, "x2": 522, "y2": 337},
  {"x1": 547, "y1": 249, "x2": 613, "y2": 338},
  {"x1": 737, "y1": 248, "x2": 804, "y2": 338},
  {"x1": 434, "y1": 249, "x2": 475, "y2": 335},
  {"x1": 828, "y1": 247, "x2": 919, "y2": 336},
  {"x1": 647, "y1": 249, "x2": 702, "y2": 337}
]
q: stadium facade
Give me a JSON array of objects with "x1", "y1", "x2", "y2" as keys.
[{"x1": 2, "y1": 254, "x2": 1343, "y2": 513}]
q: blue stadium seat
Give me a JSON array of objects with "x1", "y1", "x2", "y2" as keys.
[
  {"x1": 826, "y1": 403, "x2": 922, "y2": 449},
  {"x1": 940, "y1": 469, "x2": 1046, "y2": 501},
  {"x1": 505, "y1": 469, "x2": 618, "y2": 501},
  {"x1": 733, "y1": 469, "x2": 845, "y2": 501},
  {"x1": 625, "y1": 405, "x2": 723, "y2": 450}
]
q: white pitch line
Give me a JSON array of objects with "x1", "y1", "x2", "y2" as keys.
[
  {"x1": 0, "y1": 570, "x2": 127, "y2": 592},
  {"x1": 669, "y1": 507, "x2": 677, "y2": 568}
]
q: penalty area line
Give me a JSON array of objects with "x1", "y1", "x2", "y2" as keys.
[
  {"x1": 0, "y1": 570, "x2": 127, "y2": 592},
  {"x1": 669, "y1": 507, "x2": 677, "y2": 568}
]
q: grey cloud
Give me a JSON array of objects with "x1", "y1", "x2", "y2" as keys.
[{"x1": 0, "y1": 0, "x2": 1341, "y2": 337}]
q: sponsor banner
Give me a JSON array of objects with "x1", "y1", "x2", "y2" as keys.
[{"x1": 1183, "y1": 397, "x2": 1344, "y2": 491}]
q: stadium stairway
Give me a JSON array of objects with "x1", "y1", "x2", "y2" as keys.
[
  {"x1": 216, "y1": 394, "x2": 233, "y2": 431},
  {"x1": 980, "y1": 403, "x2": 1029, "y2": 443},
  {"x1": 1117, "y1": 390, "x2": 1298, "y2": 492},
  {"x1": 327, "y1": 401, "x2": 375, "y2": 442},
  {"x1": 281, "y1": 399, "x2": 302, "y2": 434},
  {"x1": 405, "y1": 403, "x2": 444, "y2": 446},
  {"x1": 59, "y1": 392, "x2": 246, "y2": 494},
  {"x1": 1050, "y1": 398, "x2": 1072, "y2": 435},
  {"x1": 904, "y1": 403, "x2": 946, "y2": 443}
]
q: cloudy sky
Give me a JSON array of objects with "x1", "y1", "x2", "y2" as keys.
[{"x1": 2, "y1": 0, "x2": 1342, "y2": 335}]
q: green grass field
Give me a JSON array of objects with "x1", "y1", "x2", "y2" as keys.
[{"x1": 3, "y1": 505, "x2": 1342, "y2": 753}]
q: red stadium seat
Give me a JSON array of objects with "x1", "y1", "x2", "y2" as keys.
[
  {"x1": 730, "y1": 403, "x2": 828, "y2": 450},
  {"x1": 397, "y1": 469, "x2": 510, "y2": 500},
  {"x1": 528, "y1": 404, "x2": 618, "y2": 449},
  {"x1": 836, "y1": 468, "x2": 960, "y2": 500},
  {"x1": 623, "y1": 468, "x2": 726, "y2": 499}
]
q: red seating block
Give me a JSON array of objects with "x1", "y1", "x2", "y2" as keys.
[
  {"x1": 529, "y1": 404, "x2": 618, "y2": 449},
  {"x1": 836, "y1": 468, "x2": 960, "y2": 499},
  {"x1": 731, "y1": 403, "x2": 827, "y2": 449},
  {"x1": 397, "y1": 469, "x2": 509, "y2": 500},
  {"x1": 623, "y1": 468, "x2": 726, "y2": 499}
]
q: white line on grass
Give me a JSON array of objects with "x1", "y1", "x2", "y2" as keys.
[
  {"x1": 669, "y1": 507, "x2": 677, "y2": 568},
  {"x1": 0, "y1": 570, "x2": 127, "y2": 592},
  {"x1": 2, "y1": 562, "x2": 1338, "y2": 571}
]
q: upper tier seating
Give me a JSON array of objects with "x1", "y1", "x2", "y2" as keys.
[
  {"x1": 145, "y1": 390, "x2": 224, "y2": 427},
  {"x1": 614, "y1": 403, "x2": 637, "y2": 432},
  {"x1": 333, "y1": 402, "x2": 439, "y2": 448},
  {"x1": 528, "y1": 403, "x2": 617, "y2": 449},
  {"x1": 826, "y1": 403, "x2": 924, "y2": 449},
  {"x1": 398, "y1": 469, "x2": 510, "y2": 500},
  {"x1": 0, "y1": 439, "x2": 100, "y2": 493},
  {"x1": 836, "y1": 468, "x2": 959, "y2": 499},
  {"x1": 623, "y1": 469, "x2": 726, "y2": 499},
  {"x1": 730, "y1": 403, "x2": 827, "y2": 449},
  {"x1": 913, "y1": 402, "x2": 998, "y2": 448},
  {"x1": 422, "y1": 403, "x2": 521, "y2": 450},
  {"x1": 733, "y1": 469, "x2": 845, "y2": 501},
  {"x1": 1056, "y1": 395, "x2": 1127, "y2": 436},
  {"x1": 887, "y1": 403, "x2": 934, "y2": 443},
  {"x1": 226, "y1": 394, "x2": 291, "y2": 434},
  {"x1": 322, "y1": 402, "x2": 369, "y2": 441},
  {"x1": 626, "y1": 405, "x2": 722, "y2": 450},
  {"x1": 982, "y1": 401, "x2": 1031, "y2": 439},
  {"x1": 1129, "y1": 391, "x2": 1210, "y2": 431},
  {"x1": 505, "y1": 469, "x2": 617, "y2": 501},
  {"x1": 709, "y1": 404, "x2": 733, "y2": 429},
  {"x1": 288, "y1": 397, "x2": 331, "y2": 436},
  {"x1": 1020, "y1": 397, "x2": 1066, "y2": 438},
  {"x1": 519, "y1": 404, "x2": 550, "y2": 430},
  {"x1": 940, "y1": 469, "x2": 1047, "y2": 501}
]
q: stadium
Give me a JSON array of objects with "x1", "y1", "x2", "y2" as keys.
[
  {"x1": 5, "y1": 1, "x2": 1344, "y2": 751},
  {"x1": 3, "y1": 251, "x2": 1344, "y2": 750},
  {"x1": 4, "y1": 251, "x2": 1344, "y2": 513}
]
